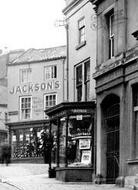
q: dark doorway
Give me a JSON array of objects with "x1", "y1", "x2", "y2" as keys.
[{"x1": 102, "y1": 95, "x2": 120, "y2": 183}]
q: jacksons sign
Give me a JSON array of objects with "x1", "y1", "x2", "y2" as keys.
[{"x1": 9, "y1": 80, "x2": 60, "y2": 95}]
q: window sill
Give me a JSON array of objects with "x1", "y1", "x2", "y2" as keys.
[
  {"x1": 127, "y1": 159, "x2": 138, "y2": 164},
  {"x1": 76, "y1": 41, "x2": 86, "y2": 50}
]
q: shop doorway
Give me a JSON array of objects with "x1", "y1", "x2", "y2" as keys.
[{"x1": 102, "y1": 94, "x2": 120, "y2": 183}]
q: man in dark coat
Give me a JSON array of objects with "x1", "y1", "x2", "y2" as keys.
[{"x1": 1, "y1": 144, "x2": 11, "y2": 166}]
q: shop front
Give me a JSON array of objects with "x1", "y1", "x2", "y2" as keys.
[
  {"x1": 45, "y1": 101, "x2": 96, "y2": 182},
  {"x1": 8, "y1": 120, "x2": 49, "y2": 163}
]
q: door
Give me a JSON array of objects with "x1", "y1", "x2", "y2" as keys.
[{"x1": 104, "y1": 103, "x2": 120, "y2": 183}]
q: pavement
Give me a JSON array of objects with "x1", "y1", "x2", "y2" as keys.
[{"x1": 0, "y1": 163, "x2": 132, "y2": 190}]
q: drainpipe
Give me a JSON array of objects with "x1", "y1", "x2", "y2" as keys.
[
  {"x1": 63, "y1": 58, "x2": 65, "y2": 102},
  {"x1": 65, "y1": 22, "x2": 69, "y2": 102},
  {"x1": 124, "y1": 0, "x2": 127, "y2": 53}
]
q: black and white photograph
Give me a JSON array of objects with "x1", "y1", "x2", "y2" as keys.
[{"x1": 0, "y1": 0, "x2": 137, "y2": 189}]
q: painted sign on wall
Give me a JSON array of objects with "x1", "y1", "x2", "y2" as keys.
[{"x1": 9, "y1": 80, "x2": 60, "y2": 95}]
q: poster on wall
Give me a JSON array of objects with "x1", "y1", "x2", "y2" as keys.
[
  {"x1": 81, "y1": 150, "x2": 91, "y2": 165},
  {"x1": 79, "y1": 139, "x2": 91, "y2": 149}
]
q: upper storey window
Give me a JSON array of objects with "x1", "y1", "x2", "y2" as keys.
[
  {"x1": 78, "y1": 17, "x2": 86, "y2": 45},
  {"x1": 20, "y1": 68, "x2": 32, "y2": 83},
  {"x1": 76, "y1": 60, "x2": 90, "y2": 102},
  {"x1": 20, "y1": 96, "x2": 32, "y2": 120},
  {"x1": 44, "y1": 65, "x2": 57, "y2": 80},
  {"x1": 44, "y1": 94, "x2": 57, "y2": 110},
  {"x1": 106, "y1": 10, "x2": 114, "y2": 59},
  {"x1": 76, "y1": 64, "x2": 82, "y2": 102}
]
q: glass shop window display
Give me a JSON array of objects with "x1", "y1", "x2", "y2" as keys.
[{"x1": 59, "y1": 115, "x2": 93, "y2": 167}]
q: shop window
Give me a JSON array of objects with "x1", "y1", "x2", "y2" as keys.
[
  {"x1": 11, "y1": 127, "x2": 43, "y2": 158},
  {"x1": 78, "y1": 17, "x2": 86, "y2": 45},
  {"x1": 44, "y1": 65, "x2": 57, "y2": 80},
  {"x1": 133, "y1": 84, "x2": 138, "y2": 158},
  {"x1": 76, "y1": 60, "x2": 90, "y2": 102},
  {"x1": 20, "y1": 68, "x2": 32, "y2": 83},
  {"x1": 59, "y1": 115, "x2": 93, "y2": 167},
  {"x1": 20, "y1": 96, "x2": 32, "y2": 120}
]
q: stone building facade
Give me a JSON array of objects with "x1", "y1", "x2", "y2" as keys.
[
  {"x1": 44, "y1": 0, "x2": 96, "y2": 182},
  {"x1": 91, "y1": 0, "x2": 138, "y2": 184},
  {"x1": 7, "y1": 46, "x2": 66, "y2": 162},
  {"x1": 63, "y1": 0, "x2": 96, "y2": 102}
]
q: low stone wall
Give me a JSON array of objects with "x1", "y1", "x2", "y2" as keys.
[
  {"x1": 11, "y1": 157, "x2": 44, "y2": 164},
  {"x1": 56, "y1": 167, "x2": 93, "y2": 182}
]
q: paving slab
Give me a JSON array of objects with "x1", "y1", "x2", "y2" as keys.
[{"x1": 0, "y1": 164, "x2": 132, "y2": 190}]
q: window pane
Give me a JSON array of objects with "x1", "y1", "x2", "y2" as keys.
[
  {"x1": 85, "y1": 81, "x2": 90, "y2": 101},
  {"x1": 107, "y1": 10, "x2": 114, "y2": 59},
  {"x1": 78, "y1": 18, "x2": 85, "y2": 44},
  {"x1": 45, "y1": 94, "x2": 56, "y2": 110},
  {"x1": 110, "y1": 14, "x2": 114, "y2": 36},
  {"x1": 84, "y1": 61, "x2": 90, "y2": 82},
  {"x1": 20, "y1": 69, "x2": 32, "y2": 83},
  {"x1": 20, "y1": 97, "x2": 32, "y2": 120},
  {"x1": 76, "y1": 65, "x2": 82, "y2": 85},
  {"x1": 79, "y1": 18, "x2": 84, "y2": 29},
  {"x1": 77, "y1": 86, "x2": 82, "y2": 102},
  {"x1": 44, "y1": 66, "x2": 57, "y2": 80}
]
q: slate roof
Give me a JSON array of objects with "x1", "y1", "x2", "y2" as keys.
[{"x1": 11, "y1": 45, "x2": 66, "y2": 64}]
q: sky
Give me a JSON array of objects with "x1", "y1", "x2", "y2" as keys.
[{"x1": 0, "y1": 0, "x2": 66, "y2": 51}]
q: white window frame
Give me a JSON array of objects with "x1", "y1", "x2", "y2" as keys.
[
  {"x1": 78, "y1": 17, "x2": 86, "y2": 44},
  {"x1": 44, "y1": 65, "x2": 57, "y2": 80},
  {"x1": 20, "y1": 96, "x2": 32, "y2": 120},
  {"x1": 20, "y1": 68, "x2": 32, "y2": 84},
  {"x1": 44, "y1": 94, "x2": 57, "y2": 117},
  {"x1": 108, "y1": 10, "x2": 114, "y2": 59}
]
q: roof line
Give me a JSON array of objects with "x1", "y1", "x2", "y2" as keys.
[
  {"x1": 10, "y1": 49, "x2": 31, "y2": 64},
  {"x1": 8, "y1": 56, "x2": 66, "y2": 66}
]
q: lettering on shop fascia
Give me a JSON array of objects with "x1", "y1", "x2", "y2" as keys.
[
  {"x1": 9, "y1": 80, "x2": 60, "y2": 95},
  {"x1": 71, "y1": 109, "x2": 92, "y2": 114}
]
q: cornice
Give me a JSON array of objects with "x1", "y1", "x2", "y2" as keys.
[
  {"x1": 93, "y1": 46, "x2": 138, "y2": 80},
  {"x1": 63, "y1": 0, "x2": 83, "y2": 15},
  {"x1": 90, "y1": 0, "x2": 104, "y2": 6}
]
